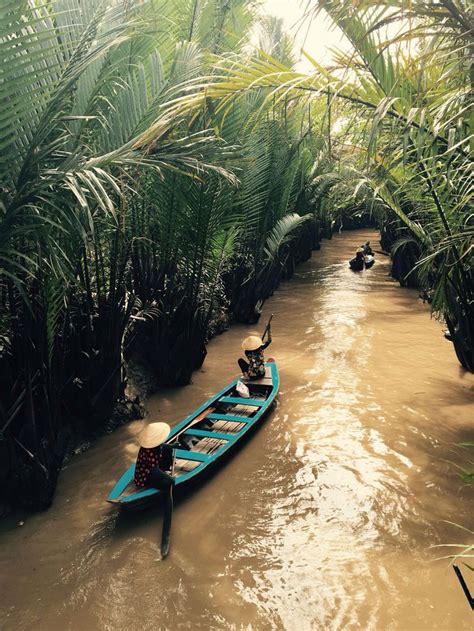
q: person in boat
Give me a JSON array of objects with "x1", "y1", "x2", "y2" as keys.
[
  {"x1": 238, "y1": 327, "x2": 272, "y2": 380},
  {"x1": 134, "y1": 422, "x2": 182, "y2": 490},
  {"x1": 350, "y1": 247, "x2": 365, "y2": 270},
  {"x1": 362, "y1": 241, "x2": 373, "y2": 256}
]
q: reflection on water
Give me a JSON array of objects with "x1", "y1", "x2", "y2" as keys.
[{"x1": 1, "y1": 231, "x2": 473, "y2": 631}]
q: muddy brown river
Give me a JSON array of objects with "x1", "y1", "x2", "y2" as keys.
[{"x1": 1, "y1": 230, "x2": 473, "y2": 630}]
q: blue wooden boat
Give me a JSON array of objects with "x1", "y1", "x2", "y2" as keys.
[{"x1": 107, "y1": 358, "x2": 279, "y2": 509}]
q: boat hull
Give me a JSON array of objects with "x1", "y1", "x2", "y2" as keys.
[
  {"x1": 365, "y1": 255, "x2": 375, "y2": 269},
  {"x1": 349, "y1": 255, "x2": 375, "y2": 271}
]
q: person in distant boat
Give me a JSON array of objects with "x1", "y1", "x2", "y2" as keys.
[
  {"x1": 238, "y1": 327, "x2": 272, "y2": 380},
  {"x1": 350, "y1": 247, "x2": 365, "y2": 270},
  {"x1": 134, "y1": 422, "x2": 181, "y2": 490},
  {"x1": 362, "y1": 241, "x2": 373, "y2": 256}
]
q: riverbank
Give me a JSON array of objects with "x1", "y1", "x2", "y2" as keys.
[{"x1": 1, "y1": 230, "x2": 473, "y2": 630}]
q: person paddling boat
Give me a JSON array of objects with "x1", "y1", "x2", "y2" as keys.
[
  {"x1": 350, "y1": 247, "x2": 366, "y2": 271},
  {"x1": 134, "y1": 422, "x2": 186, "y2": 558},
  {"x1": 238, "y1": 318, "x2": 272, "y2": 380},
  {"x1": 362, "y1": 241, "x2": 373, "y2": 256}
]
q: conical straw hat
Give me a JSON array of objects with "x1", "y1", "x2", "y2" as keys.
[
  {"x1": 242, "y1": 335, "x2": 263, "y2": 351},
  {"x1": 138, "y1": 422, "x2": 170, "y2": 448}
]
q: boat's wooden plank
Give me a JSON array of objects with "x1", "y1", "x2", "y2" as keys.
[
  {"x1": 230, "y1": 405, "x2": 255, "y2": 416},
  {"x1": 211, "y1": 420, "x2": 245, "y2": 433},
  {"x1": 193, "y1": 440, "x2": 206, "y2": 453},
  {"x1": 207, "y1": 413, "x2": 252, "y2": 423},
  {"x1": 183, "y1": 428, "x2": 233, "y2": 441},
  {"x1": 174, "y1": 449, "x2": 210, "y2": 462},
  {"x1": 174, "y1": 459, "x2": 199, "y2": 473},
  {"x1": 194, "y1": 437, "x2": 225, "y2": 454},
  {"x1": 203, "y1": 438, "x2": 226, "y2": 454},
  {"x1": 192, "y1": 438, "x2": 219, "y2": 454},
  {"x1": 219, "y1": 396, "x2": 266, "y2": 407},
  {"x1": 209, "y1": 441, "x2": 224, "y2": 455}
]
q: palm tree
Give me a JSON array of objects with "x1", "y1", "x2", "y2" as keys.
[
  {"x1": 0, "y1": 0, "x2": 348, "y2": 511},
  {"x1": 167, "y1": 1, "x2": 473, "y2": 370},
  {"x1": 0, "y1": 0, "x2": 237, "y2": 508}
]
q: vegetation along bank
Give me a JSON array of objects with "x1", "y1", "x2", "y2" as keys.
[{"x1": 1, "y1": 0, "x2": 472, "y2": 514}]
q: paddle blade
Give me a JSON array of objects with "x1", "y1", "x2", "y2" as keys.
[{"x1": 160, "y1": 486, "x2": 173, "y2": 559}]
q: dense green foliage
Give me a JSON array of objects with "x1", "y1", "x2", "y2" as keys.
[
  {"x1": 169, "y1": 0, "x2": 472, "y2": 368},
  {"x1": 315, "y1": 1, "x2": 473, "y2": 371},
  {"x1": 0, "y1": 0, "x2": 326, "y2": 510},
  {"x1": 1, "y1": 0, "x2": 471, "y2": 511}
]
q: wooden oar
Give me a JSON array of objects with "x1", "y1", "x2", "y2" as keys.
[
  {"x1": 453, "y1": 565, "x2": 474, "y2": 610},
  {"x1": 160, "y1": 449, "x2": 175, "y2": 560},
  {"x1": 261, "y1": 314, "x2": 273, "y2": 342},
  {"x1": 160, "y1": 406, "x2": 215, "y2": 559}
]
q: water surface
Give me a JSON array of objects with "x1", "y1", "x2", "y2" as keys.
[{"x1": 1, "y1": 230, "x2": 473, "y2": 630}]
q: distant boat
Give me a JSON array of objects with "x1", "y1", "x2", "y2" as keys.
[
  {"x1": 349, "y1": 254, "x2": 375, "y2": 271},
  {"x1": 107, "y1": 359, "x2": 280, "y2": 509}
]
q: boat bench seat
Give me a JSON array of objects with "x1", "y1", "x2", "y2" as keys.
[
  {"x1": 219, "y1": 396, "x2": 265, "y2": 407},
  {"x1": 183, "y1": 428, "x2": 233, "y2": 441}
]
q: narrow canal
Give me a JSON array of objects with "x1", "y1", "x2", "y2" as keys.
[{"x1": 1, "y1": 230, "x2": 473, "y2": 630}]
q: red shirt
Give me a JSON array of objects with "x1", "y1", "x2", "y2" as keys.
[{"x1": 134, "y1": 447, "x2": 161, "y2": 488}]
